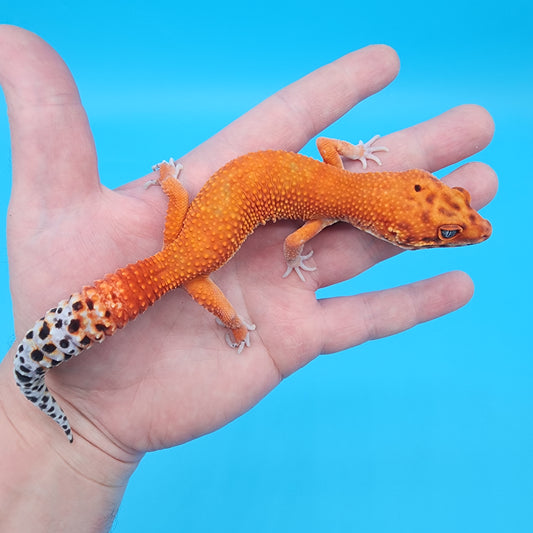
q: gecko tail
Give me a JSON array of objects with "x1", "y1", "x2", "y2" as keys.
[
  {"x1": 14, "y1": 352, "x2": 73, "y2": 442},
  {"x1": 13, "y1": 291, "x2": 118, "y2": 442}
]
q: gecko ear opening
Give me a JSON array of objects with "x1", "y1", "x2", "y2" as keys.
[
  {"x1": 438, "y1": 224, "x2": 463, "y2": 240},
  {"x1": 452, "y1": 186, "x2": 472, "y2": 206}
]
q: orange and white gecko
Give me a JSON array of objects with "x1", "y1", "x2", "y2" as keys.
[{"x1": 13, "y1": 136, "x2": 492, "y2": 441}]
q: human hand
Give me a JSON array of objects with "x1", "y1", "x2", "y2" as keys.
[{"x1": 0, "y1": 26, "x2": 496, "y2": 463}]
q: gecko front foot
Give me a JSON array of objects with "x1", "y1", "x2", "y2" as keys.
[
  {"x1": 282, "y1": 249, "x2": 316, "y2": 282},
  {"x1": 343, "y1": 135, "x2": 389, "y2": 169}
]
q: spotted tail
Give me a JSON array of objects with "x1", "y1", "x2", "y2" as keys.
[
  {"x1": 13, "y1": 289, "x2": 120, "y2": 442},
  {"x1": 13, "y1": 244, "x2": 175, "y2": 440}
]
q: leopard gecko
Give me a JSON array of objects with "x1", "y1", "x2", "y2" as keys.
[{"x1": 13, "y1": 136, "x2": 492, "y2": 441}]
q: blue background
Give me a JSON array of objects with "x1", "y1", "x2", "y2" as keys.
[{"x1": 1, "y1": 1, "x2": 532, "y2": 532}]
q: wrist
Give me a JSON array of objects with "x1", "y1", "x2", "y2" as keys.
[{"x1": 0, "y1": 349, "x2": 140, "y2": 532}]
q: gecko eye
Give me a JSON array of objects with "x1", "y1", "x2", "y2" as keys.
[
  {"x1": 441, "y1": 229, "x2": 458, "y2": 239},
  {"x1": 438, "y1": 224, "x2": 462, "y2": 240}
]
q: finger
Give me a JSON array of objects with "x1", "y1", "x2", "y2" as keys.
[
  {"x1": 445, "y1": 161, "x2": 498, "y2": 210},
  {"x1": 310, "y1": 160, "x2": 497, "y2": 289},
  {"x1": 163, "y1": 45, "x2": 400, "y2": 195},
  {"x1": 220, "y1": 45, "x2": 401, "y2": 153},
  {"x1": 316, "y1": 270, "x2": 474, "y2": 355},
  {"x1": 351, "y1": 104, "x2": 495, "y2": 173},
  {"x1": 0, "y1": 25, "x2": 99, "y2": 205}
]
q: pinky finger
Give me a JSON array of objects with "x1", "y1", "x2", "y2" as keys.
[{"x1": 317, "y1": 270, "x2": 475, "y2": 355}]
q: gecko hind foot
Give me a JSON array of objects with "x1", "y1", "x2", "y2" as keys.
[
  {"x1": 145, "y1": 158, "x2": 183, "y2": 189},
  {"x1": 216, "y1": 317, "x2": 256, "y2": 353}
]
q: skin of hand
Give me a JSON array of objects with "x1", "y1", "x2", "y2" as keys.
[{"x1": 0, "y1": 25, "x2": 497, "y2": 531}]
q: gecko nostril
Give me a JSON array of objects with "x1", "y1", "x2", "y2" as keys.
[{"x1": 483, "y1": 220, "x2": 493, "y2": 238}]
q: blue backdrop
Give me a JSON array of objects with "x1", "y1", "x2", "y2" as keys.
[{"x1": 1, "y1": 1, "x2": 532, "y2": 531}]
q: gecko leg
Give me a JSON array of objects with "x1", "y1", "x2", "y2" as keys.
[
  {"x1": 316, "y1": 135, "x2": 389, "y2": 170},
  {"x1": 283, "y1": 218, "x2": 337, "y2": 282},
  {"x1": 182, "y1": 275, "x2": 255, "y2": 353},
  {"x1": 147, "y1": 159, "x2": 190, "y2": 246}
]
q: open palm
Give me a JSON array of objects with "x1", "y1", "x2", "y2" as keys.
[{"x1": 0, "y1": 26, "x2": 497, "y2": 457}]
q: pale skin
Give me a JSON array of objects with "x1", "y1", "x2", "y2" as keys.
[{"x1": 0, "y1": 25, "x2": 497, "y2": 532}]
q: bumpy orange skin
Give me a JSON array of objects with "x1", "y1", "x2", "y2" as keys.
[
  {"x1": 163, "y1": 151, "x2": 490, "y2": 274},
  {"x1": 64, "y1": 150, "x2": 493, "y2": 328}
]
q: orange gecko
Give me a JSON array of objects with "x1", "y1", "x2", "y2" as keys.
[{"x1": 13, "y1": 136, "x2": 492, "y2": 441}]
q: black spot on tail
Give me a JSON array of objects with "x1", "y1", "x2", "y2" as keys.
[
  {"x1": 31, "y1": 349, "x2": 44, "y2": 362},
  {"x1": 67, "y1": 319, "x2": 80, "y2": 333},
  {"x1": 15, "y1": 370, "x2": 32, "y2": 383},
  {"x1": 39, "y1": 322, "x2": 51, "y2": 340}
]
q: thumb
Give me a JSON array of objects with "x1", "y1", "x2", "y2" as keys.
[{"x1": 0, "y1": 25, "x2": 99, "y2": 207}]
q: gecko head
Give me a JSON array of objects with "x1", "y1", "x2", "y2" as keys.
[{"x1": 378, "y1": 171, "x2": 492, "y2": 249}]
